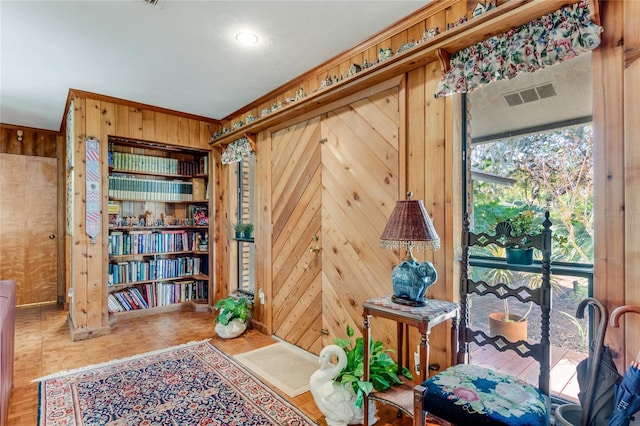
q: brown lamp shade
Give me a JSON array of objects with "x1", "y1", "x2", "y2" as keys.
[{"x1": 380, "y1": 199, "x2": 440, "y2": 251}]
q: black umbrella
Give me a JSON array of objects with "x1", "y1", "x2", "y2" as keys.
[
  {"x1": 577, "y1": 345, "x2": 621, "y2": 425},
  {"x1": 576, "y1": 298, "x2": 622, "y2": 426},
  {"x1": 608, "y1": 305, "x2": 640, "y2": 426}
]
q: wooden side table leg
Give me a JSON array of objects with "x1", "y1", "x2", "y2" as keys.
[
  {"x1": 397, "y1": 322, "x2": 404, "y2": 376},
  {"x1": 363, "y1": 313, "x2": 371, "y2": 426},
  {"x1": 420, "y1": 332, "x2": 429, "y2": 382}
]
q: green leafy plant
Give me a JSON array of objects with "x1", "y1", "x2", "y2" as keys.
[
  {"x1": 243, "y1": 223, "x2": 254, "y2": 236},
  {"x1": 495, "y1": 207, "x2": 542, "y2": 236},
  {"x1": 214, "y1": 296, "x2": 253, "y2": 326},
  {"x1": 234, "y1": 223, "x2": 244, "y2": 233},
  {"x1": 333, "y1": 325, "x2": 413, "y2": 408}
]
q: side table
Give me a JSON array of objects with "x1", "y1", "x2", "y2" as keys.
[{"x1": 362, "y1": 295, "x2": 459, "y2": 425}]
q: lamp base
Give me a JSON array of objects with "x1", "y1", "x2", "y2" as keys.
[{"x1": 392, "y1": 294, "x2": 426, "y2": 307}]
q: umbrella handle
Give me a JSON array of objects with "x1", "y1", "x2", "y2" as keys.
[
  {"x1": 610, "y1": 305, "x2": 640, "y2": 328},
  {"x1": 610, "y1": 305, "x2": 640, "y2": 363},
  {"x1": 576, "y1": 298, "x2": 609, "y2": 426}
]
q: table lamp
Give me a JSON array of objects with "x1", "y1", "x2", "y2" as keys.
[{"x1": 380, "y1": 192, "x2": 440, "y2": 306}]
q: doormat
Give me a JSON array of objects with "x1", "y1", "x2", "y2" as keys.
[
  {"x1": 36, "y1": 340, "x2": 315, "y2": 425},
  {"x1": 234, "y1": 341, "x2": 319, "y2": 397}
]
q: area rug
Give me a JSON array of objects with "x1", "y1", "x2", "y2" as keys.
[
  {"x1": 234, "y1": 341, "x2": 319, "y2": 397},
  {"x1": 36, "y1": 340, "x2": 316, "y2": 425}
]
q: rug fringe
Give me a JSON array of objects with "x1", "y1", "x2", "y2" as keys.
[{"x1": 32, "y1": 339, "x2": 210, "y2": 382}]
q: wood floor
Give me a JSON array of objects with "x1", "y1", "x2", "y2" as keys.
[
  {"x1": 472, "y1": 343, "x2": 584, "y2": 403},
  {"x1": 8, "y1": 304, "x2": 426, "y2": 426}
]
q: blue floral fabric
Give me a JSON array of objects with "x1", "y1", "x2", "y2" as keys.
[{"x1": 422, "y1": 364, "x2": 548, "y2": 426}]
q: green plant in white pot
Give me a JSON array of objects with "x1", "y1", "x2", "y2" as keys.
[
  {"x1": 214, "y1": 296, "x2": 253, "y2": 338},
  {"x1": 310, "y1": 325, "x2": 412, "y2": 425}
]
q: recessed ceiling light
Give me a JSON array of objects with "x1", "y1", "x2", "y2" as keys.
[{"x1": 235, "y1": 32, "x2": 259, "y2": 46}]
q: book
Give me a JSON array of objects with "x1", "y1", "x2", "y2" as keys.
[{"x1": 193, "y1": 205, "x2": 208, "y2": 226}]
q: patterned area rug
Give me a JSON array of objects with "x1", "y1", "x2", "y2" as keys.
[{"x1": 37, "y1": 340, "x2": 316, "y2": 425}]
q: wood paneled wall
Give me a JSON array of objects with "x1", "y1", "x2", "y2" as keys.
[
  {"x1": 66, "y1": 91, "x2": 219, "y2": 339},
  {"x1": 0, "y1": 125, "x2": 58, "y2": 158},
  {"x1": 593, "y1": 0, "x2": 640, "y2": 369},
  {"x1": 214, "y1": 0, "x2": 639, "y2": 372}
]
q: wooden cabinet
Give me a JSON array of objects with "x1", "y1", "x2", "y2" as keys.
[{"x1": 106, "y1": 137, "x2": 211, "y2": 318}]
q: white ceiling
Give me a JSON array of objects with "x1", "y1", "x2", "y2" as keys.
[
  {"x1": 0, "y1": 0, "x2": 432, "y2": 132},
  {"x1": 1, "y1": 0, "x2": 591, "y2": 136},
  {"x1": 469, "y1": 52, "x2": 592, "y2": 140}
]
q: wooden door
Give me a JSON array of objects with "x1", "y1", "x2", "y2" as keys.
[
  {"x1": 0, "y1": 153, "x2": 58, "y2": 305},
  {"x1": 320, "y1": 88, "x2": 400, "y2": 343},
  {"x1": 270, "y1": 86, "x2": 401, "y2": 354},
  {"x1": 271, "y1": 116, "x2": 324, "y2": 354}
]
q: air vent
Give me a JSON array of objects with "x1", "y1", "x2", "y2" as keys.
[
  {"x1": 536, "y1": 83, "x2": 556, "y2": 99},
  {"x1": 142, "y1": 0, "x2": 161, "y2": 5},
  {"x1": 504, "y1": 93, "x2": 524, "y2": 107},
  {"x1": 503, "y1": 82, "x2": 557, "y2": 107}
]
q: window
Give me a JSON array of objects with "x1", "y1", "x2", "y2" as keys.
[
  {"x1": 462, "y1": 54, "x2": 594, "y2": 403},
  {"x1": 236, "y1": 157, "x2": 255, "y2": 294}
]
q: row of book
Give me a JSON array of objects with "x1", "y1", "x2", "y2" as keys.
[
  {"x1": 108, "y1": 230, "x2": 206, "y2": 256},
  {"x1": 109, "y1": 151, "x2": 208, "y2": 176},
  {"x1": 108, "y1": 280, "x2": 208, "y2": 313},
  {"x1": 108, "y1": 176, "x2": 194, "y2": 202},
  {"x1": 108, "y1": 256, "x2": 203, "y2": 285}
]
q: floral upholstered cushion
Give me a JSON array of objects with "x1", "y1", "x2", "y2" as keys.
[{"x1": 421, "y1": 364, "x2": 549, "y2": 426}]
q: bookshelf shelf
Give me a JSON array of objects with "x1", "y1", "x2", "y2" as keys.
[
  {"x1": 109, "y1": 225, "x2": 209, "y2": 231},
  {"x1": 108, "y1": 197, "x2": 208, "y2": 204},
  {"x1": 108, "y1": 273, "x2": 210, "y2": 290},
  {"x1": 109, "y1": 167, "x2": 208, "y2": 180},
  {"x1": 107, "y1": 136, "x2": 211, "y2": 317},
  {"x1": 109, "y1": 250, "x2": 204, "y2": 259}
]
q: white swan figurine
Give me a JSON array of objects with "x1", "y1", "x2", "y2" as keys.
[{"x1": 309, "y1": 344, "x2": 377, "y2": 426}]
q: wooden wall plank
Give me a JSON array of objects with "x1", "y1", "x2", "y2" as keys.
[
  {"x1": 189, "y1": 120, "x2": 200, "y2": 149},
  {"x1": 84, "y1": 98, "x2": 105, "y2": 328},
  {"x1": 166, "y1": 115, "x2": 179, "y2": 145},
  {"x1": 407, "y1": 66, "x2": 427, "y2": 199},
  {"x1": 154, "y1": 113, "x2": 167, "y2": 143},
  {"x1": 0, "y1": 126, "x2": 57, "y2": 158},
  {"x1": 142, "y1": 110, "x2": 155, "y2": 141},
  {"x1": 128, "y1": 106, "x2": 143, "y2": 139},
  {"x1": 178, "y1": 117, "x2": 190, "y2": 147},
  {"x1": 71, "y1": 97, "x2": 88, "y2": 330},
  {"x1": 593, "y1": 0, "x2": 626, "y2": 367},
  {"x1": 115, "y1": 104, "x2": 129, "y2": 137},
  {"x1": 253, "y1": 131, "x2": 272, "y2": 333},
  {"x1": 623, "y1": 0, "x2": 640, "y2": 367}
]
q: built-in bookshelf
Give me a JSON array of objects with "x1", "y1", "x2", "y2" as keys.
[{"x1": 107, "y1": 136, "x2": 211, "y2": 318}]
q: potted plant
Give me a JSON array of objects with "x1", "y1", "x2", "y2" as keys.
[
  {"x1": 233, "y1": 222, "x2": 244, "y2": 239},
  {"x1": 480, "y1": 209, "x2": 544, "y2": 342},
  {"x1": 213, "y1": 296, "x2": 253, "y2": 338},
  {"x1": 495, "y1": 207, "x2": 542, "y2": 265},
  {"x1": 310, "y1": 325, "x2": 412, "y2": 425},
  {"x1": 243, "y1": 222, "x2": 254, "y2": 239}
]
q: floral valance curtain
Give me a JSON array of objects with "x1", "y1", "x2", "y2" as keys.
[
  {"x1": 435, "y1": 0, "x2": 603, "y2": 98},
  {"x1": 221, "y1": 137, "x2": 254, "y2": 165}
]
